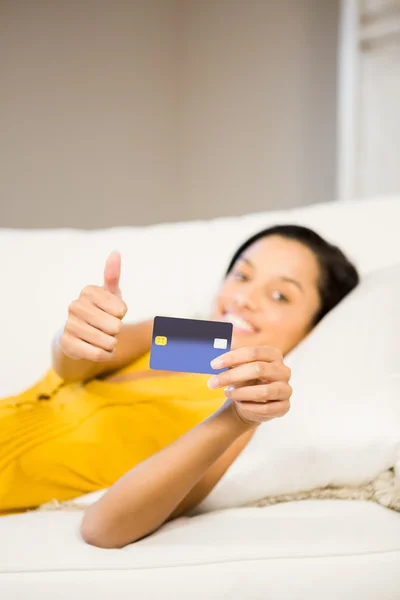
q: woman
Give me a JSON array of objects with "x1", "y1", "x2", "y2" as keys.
[{"x1": 0, "y1": 225, "x2": 359, "y2": 548}]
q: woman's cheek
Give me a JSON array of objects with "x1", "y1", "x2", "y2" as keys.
[
  {"x1": 256, "y1": 311, "x2": 296, "y2": 349},
  {"x1": 261, "y1": 305, "x2": 286, "y2": 327}
]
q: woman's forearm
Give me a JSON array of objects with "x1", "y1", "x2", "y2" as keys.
[
  {"x1": 52, "y1": 331, "x2": 105, "y2": 383},
  {"x1": 80, "y1": 400, "x2": 254, "y2": 548},
  {"x1": 52, "y1": 320, "x2": 153, "y2": 383}
]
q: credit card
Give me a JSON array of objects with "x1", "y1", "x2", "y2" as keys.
[{"x1": 149, "y1": 316, "x2": 232, "y2": 375}]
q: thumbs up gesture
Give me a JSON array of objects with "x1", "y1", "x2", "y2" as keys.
[
  {"x1": 60, "y1": 252, "x2": 128, "y2": 361},
  {"x1": 103, "y1": 251, "x2": 122, "y2": 298}
]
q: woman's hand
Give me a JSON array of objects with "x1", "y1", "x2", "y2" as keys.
[
  {"x1": 59, "y1": 252, "x2": 128, "y2": 362},
  {"x1": 208, "y1": 346, "x2": 292, "y2": 427}
]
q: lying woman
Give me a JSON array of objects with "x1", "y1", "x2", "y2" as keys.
[{"x1": 0, "y1": 225, "x2": 359, "y2": 547}]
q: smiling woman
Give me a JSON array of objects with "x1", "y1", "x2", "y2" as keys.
[
  {"x1": 0, "y1": 224, "x2": 359, "y2": 548},
  {"x1": 212, "y1": 225, "x2": 359, "y2": 355}
]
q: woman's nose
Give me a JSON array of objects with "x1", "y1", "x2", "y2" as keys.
[{"x1": 234, "y1": 291, "x2": 257, "y2": 311}]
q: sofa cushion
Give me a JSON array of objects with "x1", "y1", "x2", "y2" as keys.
[
  {"x1": 0, "y1": 501, "x2": 399, "y2": 600},
  {"x1": 196, "y1": 263, "x2": 400, "y2": 511}
]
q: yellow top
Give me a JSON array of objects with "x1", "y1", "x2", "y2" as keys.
[{"x1": 0, "y1": 352, "x2": 225, "y2": 514}]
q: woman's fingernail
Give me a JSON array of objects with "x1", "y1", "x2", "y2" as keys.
[
  {"x1": 224, "y1": 386, "x2": 235, "y2": 395},
  {"x1": 207, "y1": 376, "x2": 219, "y2": 389},
  {"x1": 211, "y1": 358, "x2": 224, "y2": 369}
]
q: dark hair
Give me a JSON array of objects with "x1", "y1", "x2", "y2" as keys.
[{"x1": 225, "y1": 224, "x2": 360, "y2": 325}]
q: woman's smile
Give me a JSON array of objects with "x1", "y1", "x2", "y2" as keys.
[{"x1": 219, "y1": 310, "x2": 259, "y2": 335}]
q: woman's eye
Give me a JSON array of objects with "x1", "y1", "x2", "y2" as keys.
[
  {"x1": 232, "y1": 271, "x2": 248, "y2": 281},
  {"x1": 271, "y1": 290, "x2": 289, "y2": 302}
]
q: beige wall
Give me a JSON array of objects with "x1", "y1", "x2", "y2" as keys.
[
  {"x1": 0, "y1": 0, "x2": 180, "y2": 228},
  {"x1": 180, "y1": 0, "x2": 340, "y2": 220},
  {"x1": 0, "y1": 0, "x2": 339, "y2": 229}
]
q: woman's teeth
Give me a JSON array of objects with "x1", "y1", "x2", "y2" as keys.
[{"x1": 222, "y1": 312, "x2": 254, "y2": 332}]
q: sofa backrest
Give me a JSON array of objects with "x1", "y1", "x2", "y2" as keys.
[{"x1": 1, "y1": 196, "x2": 399, "y2": 396}]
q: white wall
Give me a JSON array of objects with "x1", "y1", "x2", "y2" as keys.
[
  {"x1": 0, "y1": 0, "x2": 339, "y2": 228},
  {"x1": 337, "y1": 0, "x2": 400, "y2": 199}
]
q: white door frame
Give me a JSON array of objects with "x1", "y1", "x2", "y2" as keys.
[{"x1": 337, "y1": 0, "x2": 360, "y2": 201}]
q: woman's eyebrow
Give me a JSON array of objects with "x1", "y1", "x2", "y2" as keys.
[
  {"x1": 238, "y1": 256, "x2": 253, "y2": 267},
  {"x1": 279, "y1": 276, "x2": 304, "y2": 293},
  {"x1": 239, "y1": 257, "x2": 304, "y2": 293}
]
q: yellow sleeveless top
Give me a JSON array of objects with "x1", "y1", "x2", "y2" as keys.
[{"x1": 0, "y1": 352, "x2": 225, "y2": 515}]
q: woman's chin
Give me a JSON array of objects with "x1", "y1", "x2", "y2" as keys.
[{"x1": 230, "y1": 329, "x2": 259, "y2": 350}]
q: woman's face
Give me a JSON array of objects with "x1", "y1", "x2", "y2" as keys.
[{"x1": 210, "y1": 235, "x2": 321, "y2": 355}]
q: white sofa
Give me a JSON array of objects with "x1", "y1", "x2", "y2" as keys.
[{"x1": 1, "y1": 197, "x2": 400, "y2": 599}]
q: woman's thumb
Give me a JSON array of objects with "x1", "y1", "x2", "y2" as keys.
[{"x1": 104, "y1": 251, "x2": 122, "y2": 296}]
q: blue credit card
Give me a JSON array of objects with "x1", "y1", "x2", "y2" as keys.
[{"x1": 149, "y1": 316, "x2": 232, "y2": 375}]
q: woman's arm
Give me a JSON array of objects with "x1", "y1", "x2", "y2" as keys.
[
  {"x1": 81, "y1": 345, "x2": 292, "y2": 550},
  {"x1": 80, "y1": 400, "x2": 255, "y2": 549}
]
